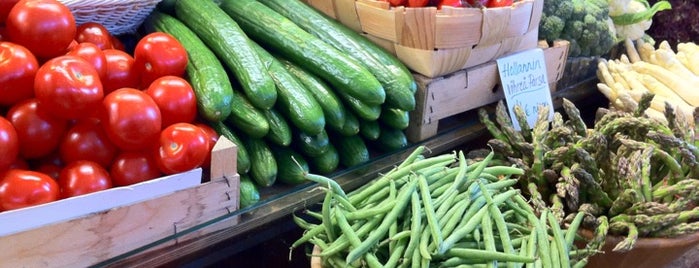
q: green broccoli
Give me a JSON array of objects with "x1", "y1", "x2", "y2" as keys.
[{"x1": 538, "y1": 0, "x2": 618, "y2": 57}]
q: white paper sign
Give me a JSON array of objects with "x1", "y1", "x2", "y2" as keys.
[{"x1": 496, "y1": 48, "x2": 554, "y2": 130}]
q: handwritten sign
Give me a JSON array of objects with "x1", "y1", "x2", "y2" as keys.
[{"x1": 496, "y1": 48, "x2": 553, "y2": 130}]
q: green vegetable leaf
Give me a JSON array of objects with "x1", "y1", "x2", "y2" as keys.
[{"x1": 610, "y1": 0, "x2": 672, "y2": 26}]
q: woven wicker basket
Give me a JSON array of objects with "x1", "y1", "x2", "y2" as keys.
[{"x1": 58, "y1": 0, "x2": 162, "y2": 35}]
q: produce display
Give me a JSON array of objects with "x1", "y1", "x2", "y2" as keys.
[
  {"x1": 378, "y1": 0, "x2": 515, "y2": 8},
  {"x1": 293, "y1": 146, "x2": 592, "y2": 267},
  {"x1": 0, "y1": 0, "x2": 215, "y2": 211}
]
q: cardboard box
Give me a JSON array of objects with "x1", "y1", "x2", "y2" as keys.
[
  {"x1": 0, "y1": 137, "x2": 240, "y2": 267},
  {"x1": 405, "y1": 40, "x2": 570, "y2": 142},
  {"x1": 303, "y1": 0, "x2": 543, "y2": 78}
]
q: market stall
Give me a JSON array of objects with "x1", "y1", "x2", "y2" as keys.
[{"x1": 1, "y1": 0, "x2": 697, "y2": 267}]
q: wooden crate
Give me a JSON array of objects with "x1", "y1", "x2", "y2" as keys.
[
  {"x1": 0, "y1": 137, "x2": 240, "y2": 267},
  {"x1": 303, "y1": 0, "x2": 543, "y2": 78},
  {"x1": 406, "y1": 40, "x2": 570, "y2": 142}
]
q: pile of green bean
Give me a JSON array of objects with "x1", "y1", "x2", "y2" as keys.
[{"x1": 293, "y1": 146, "x2": 587, "y2": 267}]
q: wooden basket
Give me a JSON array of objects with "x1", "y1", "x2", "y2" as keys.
[
  {"x1": 0, "y1": 137, "x2": 240, "y2": 267},
  {"x1": 58, "y1": 0, "x2": 162, "y2": 35},
  {"x1": 579, "y1": 229, "x2": 699, "y2": 268},
  {"x1": 405, "y1": 40, "x2": 569, "y2": 142},
  {"x1": 303, "y1": 0, "x2": 543, "y2": 78}
]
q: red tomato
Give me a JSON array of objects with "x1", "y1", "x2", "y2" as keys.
[
  {"x1": 486, "y1": 0, "x2": 511, "y2": 7},
  {"x1": 439, "y1": 0, "x2": 464, "y2": 8},
  {"x1": 5, "y1": 0, "x2": 76, "y2": 59},
  {"x1": 34, "y1": 55, "x2": 103, "y2": 120},
  {"x1": 75, "y1": 22, "x2": 113, "y2": 50},
  {"x1": 0, "y1": 169, "x2": 59, "y2": 211},
  {"x1": 196, "y1": 122, "x2": 218, "y2": 169},
  {"x1": 0, "y1": 0, "x2": 20, "y2": 24},
  {"x1": 59, "y1": 118, "x2": 118, "y2": 168},
  {"x1": 384, "y1": 0, "x2": 406, "y2": 6},
  {"x1": 0, "y1": 116, "x2": 19, "y2": 171},
  {"x1": 0, "y1": 41, "x2": 38, "y2": 106},
  {"x1": 101, "y1": 88, "x2": 162, "y2": 152},
  {"x1": 7, "y1": 99, "x2": 68, "y2": 159},
  {"x1": 133, "y1": 32, "x2": 188, "y2": 87},
  {"x1": 110, "y1": 151, "x2": 162, "y2": 187},
  {"x1": 102, "y1": 49, "x2": 139, "y2": 93},
  {"x1": 145, "y1": 76, "x2": 197, "y2": 127},
  {"x1": 465, "y1": 0, "x2": 489, "y2": 6},
  {"x1": 66, "y1": 42, "x2": 108, "y2": 81},
  {"x1": 58, "y1": 160, "x2": 112, "y2": 198},
  {"x1": 155, "y1": 123, "x2": 210, "y2": 175},
  {"x1": 0, "y1": 25, "x2": 7, "y2": 41},
  {"x1": 407, "y1": 0, "x2": 429, "y2": 7}
]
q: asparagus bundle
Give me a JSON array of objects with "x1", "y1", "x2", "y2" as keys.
[{"x1": 478, "y1": 96, "x2": 699, "y2": 253}]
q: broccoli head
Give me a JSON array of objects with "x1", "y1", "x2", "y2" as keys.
[{"x1": 539, "y1": 0, "x2": 619, "y2": 57}]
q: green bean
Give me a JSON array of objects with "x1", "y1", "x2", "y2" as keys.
[
  {"x1": 441, "y1": 196, "x2": 471, "y2": 235},
  {"x1": 411, "y1": 240, "x2": 422, "y2": 268},
  {"x1": 419, "y1": 226, "x2": 433, "y2": 260},
  {"x1": 536, "y1": 210, "x2": 553, "y2": 268},
  {"x1": 564, "y1": 212, "x2": 585, "y2": 251},
  {"x1": 321, "y1": 188, "x2": 337, "y2": 241},
  {"x1": 432, "y1": 180, "x2": 455, "y2": 198},
  {"x1": 292, "y1": 214, "x2": 316, "y2": 230},
  {"x1": 478, "y1": 180, "x2": 516, "y2": 267},
  {"x1": 304, "y1": 173, "x2": 350, "y2": 204},
  {"x1": 481, "y1": 166, "x2": 525, "y2": 177},
  {"x1": 525, "y1": 229, "x2": 537, "y2": 268},
  {"x1": 389, "y1": 180, "x2": 399, "y2": 252},
  {"x1": 517, "y1": 237, "x2": 528, "y2": 268},
  {"x1": 398, "y1": 145, "x2": 427, "y2": 169},
  {"x1": 310, "y1": 238, "x2": 351, "y2": 268},
  {"x1": 481, "y1": 214, "x2": 497, "y2": 268},
  {"x1": 419, "y1": 175, "x2": 443, "y2": 250},
  {"x1": 571, "y1": 258, "x2": 588, "y2": 268},
  {"x1": 505, "y1": 223, "x2": 532, "y2": 236},
  {"x1": 443, "y1": 248, "x2": 536, "y2": 263},
  {"x1": 358, "y1": 186, "x2": 391, "y2": 208},
  {"x1": 320, "y1": 215, "x2": 382, "y2": 257},
  {"x1": 335, "y1": 206, "x2": 383, "y2": 268},
  {"x1": 549, "y1": 239, "x2": 560, "y2": 268},
  {"x1": 385, "y1": 236, "x2": 409, "y2": 268},
  {"x1": 435, "y1": 151, "x2": 471, "y2": 207},
  {"x1": 479, "y1": 172, "x2": 501, "y2": 182},
  {"x1": 402, "y1": 192, "x2": 422, "y2": 253},
  {"x1": 427, "y1": 166, "x2": 460, "y2": 187},
  {"x1": 547, "y1": 212, "x2": 570, "y2": 268},
  {"x1": 304, "y1": 210, "x2": 323, "y2": 221},
  {"x1": 349, "y1": 153, "x2": 455, "y2": 205},
  {"x1": 345, "y1": 200, "x2": 396, "y2": 221},
  {"x1": 347, "y1": 177, "x2": 419, "y2": 264},
  {"x1": 292, "y1": 223, "x2": 326, "y2": 249},
  {"x1": 435, "y1": 190, "x2": 460, "y2": 220}
]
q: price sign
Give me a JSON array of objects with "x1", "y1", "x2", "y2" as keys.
[{"x1": 496, "y1": 48, "x2": 553, "y2": 130}]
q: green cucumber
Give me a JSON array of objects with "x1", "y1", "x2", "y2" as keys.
[
  {"x1": 309, "y1": 143, "x2": 340, "y2": 175},
  {"x1": 250, "y1": 41, "x2": 326, "y2": 135},
  {"x1": 264, "y1": 108, "x2": 292, "y2": 147},
  {"x1": 244, "y1": 137, "x2": 277, "y2": 187},
  {"x1": 261, "y1": 0, "x2": 416, "y2": 110},
  {"x1": 225, "y1": 90, "x2": 269, "y2": 139},
  {"x1": 175, "y1": 0, "x2": 276, "y2": 110},
  {"x1": 239, "y1": 174, "x2": 260, "y2": 208},
  {"x1": 271, "y1": 145, "x2": 309, "y2": 185},
  {"x1": 337, "y1": 111, "x2": 360, "y2": 136},
  {"x1": 337, "y1": 89, "x2": 381, "y2": 121},
  {"x1": 219, "y1": 0, "x2": 386, "y2": 106},
  {"x1": 333, "y1": 134, "x2": 370, "y2": 168},
  {"x1": 279, "y1": 58, "x2": 346, "y2": 131},
  {"x1": 375, "y1": 125, "x2": 409, "y2": 152},
  {"x1": 359, "y1": 118, "x2": 381, "y2": 141},
  {"x1": 380, "y1": 107, "x2": 410, "y2": 130},
  {"x1": 209, "y1": 121, "x2": 251, "y2": 174},
  {"x1": 144, "y1": 11, "x2": 232, "y2": 122},
  {"x1": 295, "y1": 128, "x2": 330, "y2": 158}
]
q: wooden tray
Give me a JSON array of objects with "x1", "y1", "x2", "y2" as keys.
[
  {"x1": 303, "y1": 0, "x2": 543, "y2": 77},
  {"x1": 404, "y1": 40, "x2": 569, "y2": 142},
  {"x1": 0, "y1": 137, "x2": 240, "y2": 267}
]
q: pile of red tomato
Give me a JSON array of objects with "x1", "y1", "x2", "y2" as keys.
[
  {"x1": 381, "y1": 0, "x2": 513, "y2": 8},
  {"x1": 0, "y1": 0, "x2": 216, "y2": 212}
]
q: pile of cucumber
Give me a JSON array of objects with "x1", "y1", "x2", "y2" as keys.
[{"x1": 144, "y1": 0, "x2": 417, "y2": 207}]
